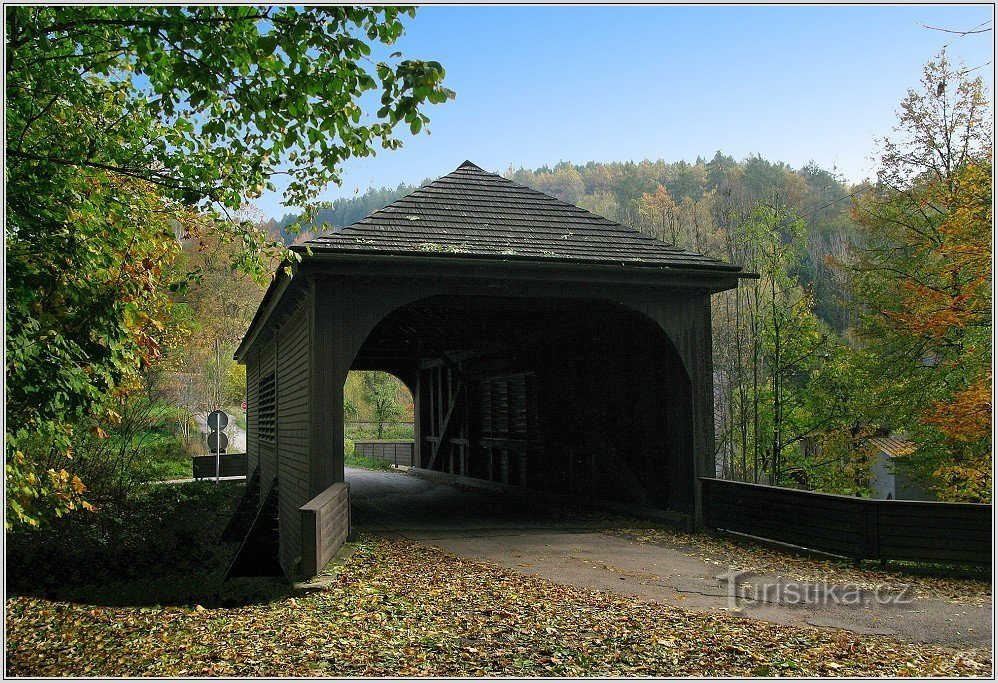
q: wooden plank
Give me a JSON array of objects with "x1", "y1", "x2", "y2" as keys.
[
  {"x1": 435, "y1": 366, "x2": 443, "y2": 440},
  {"x1": 702, "y1": 478, "x2": 992, "y2": 564},
  {"x1": 707, "y1": 493, "x2": 866, "y2": 520},
  {"x1": 427, "y1": 380, "x2": 465, "y2": 471},
  {"x1": 879, "y1": 506, "x2": 992, "y2": 522},
  {"x1": 702, "y1": 480, "x2": 869, "y2": 516},
  {"x1": 879, "y1": 535, "x2": 989, "y2": 552},
  {"x1": 301, "y1": 481, "x2": 351, "y2": 578},
  {"x1": 707, "y1": 512, "x2": 865, "y2": 547},
  {"x1": 707, "y1": 502, "x2": 864, "y2": 535},
  {"x1": 192, "y1": 453, "x2": 248, "y2": 479}
]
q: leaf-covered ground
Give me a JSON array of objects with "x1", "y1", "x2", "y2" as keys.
[
  {"x1": 6, "y1": 537, "x2": 991, "y2": 677},
  {"x1": 599, "y1": 518, "x2": 991, "y2": 607}
]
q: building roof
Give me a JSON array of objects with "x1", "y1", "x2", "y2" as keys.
[
  {"x1": 297, "y1": 161, "x2": 747, "y2": 275},
  {"x1": 236, "y1": 161, "x2": 752, "y2": 361},
  {"x1": 868, "y1": 436, "x2": 916, "y2": 458}
]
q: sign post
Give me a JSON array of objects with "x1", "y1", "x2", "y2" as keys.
[{"x1": 206, "y1": 410, "x2": 229, "y2": 483}]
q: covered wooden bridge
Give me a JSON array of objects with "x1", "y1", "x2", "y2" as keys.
[{"x1": 232, "y1": 161, "x2": 750, "y2": 579}]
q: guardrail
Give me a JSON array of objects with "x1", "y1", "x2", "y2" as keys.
[
  {"x1": 192, "y1": 453, "x2": 248, "y2": 480},
  {"x1": 353, "y1": 440, "x2": 414, "y2": 467},
  {"x1": 701, "y1": 477, "x2": 992, "y2": 565}
]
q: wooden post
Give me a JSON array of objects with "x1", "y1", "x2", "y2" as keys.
[
  {"x1": 413, "y1": 371, "x2": 422, "y2": 468},
  {"x1": 631, "y1": 292, "x2": 716, "y2": 531},
  {"x1": 863, "y1": 500, "x2": 881, "y2": 562},
  {"x1": 309, "y1": 275, "x2": 344, "y2": 496}
]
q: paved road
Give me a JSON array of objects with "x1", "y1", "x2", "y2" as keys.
[{"x1": 346, "y1": 466, "x2": 992, "y2": 649}]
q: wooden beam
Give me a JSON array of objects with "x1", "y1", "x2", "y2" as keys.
[{"x1": 427, "y1": 380, "x2": 465, "y2": 471}]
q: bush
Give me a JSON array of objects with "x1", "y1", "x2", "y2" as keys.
[{"x1": 5, "y1": 481, "x2": 257, "y2": 603}]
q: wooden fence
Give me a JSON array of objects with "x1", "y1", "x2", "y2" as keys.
[
  {"x1": 353, "y1": 440, "x2": 414, "y2": 467},
  {"x1": 701, "y1": 477, "x2": 992, "y2": 565},
  {"x1": 192, "y1": 453, "x2": 248, "y2": 480}
]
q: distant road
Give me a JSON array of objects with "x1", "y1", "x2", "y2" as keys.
[{"x1": 194, "y1": 411, "x2": 247, "y2": 453}]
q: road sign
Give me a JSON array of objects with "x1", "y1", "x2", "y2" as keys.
[
  {"x1": 207, "y1": 410, "x2": 229, "y2": 431},
  {"x1": 207, "y1": 431, "x2": 228, "y2": 452},
  {"x1": 206, "y1": 409, "x2": 229, "y2": 483}
]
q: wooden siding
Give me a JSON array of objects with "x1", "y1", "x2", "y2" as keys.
[
  {"x1": 275, "y1": 292, "x2": 313, "y2": 577},
  {"x1": 300, "y1": 482, "x2": 351, "y2": 577},
  {"x1": 257, "y1": 338, "x2": 278, "y2": 488},
  {"x1": 246, "y1": 350, "x2": 260, "y2": 477},
  {"x1": 702, "y1": 478, "x2": 992, "y2": 565}
]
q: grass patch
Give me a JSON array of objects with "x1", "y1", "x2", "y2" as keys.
[
  {"x1": 345, "y1": 423, "x2": 414, "y2": 441},
  {"x1": 228, "y1": 406, "x2": 247, "y2": 432},
  {"x1": 345, "y1": 453, "x2": 393, "y2": 471},
  {"x1": 138, "y1": 435, "x2": 196, "y2": 481}
]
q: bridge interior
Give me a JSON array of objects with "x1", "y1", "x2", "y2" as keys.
[{"x1": 350, "y1": 295, "x2": 695, "y2": 518}]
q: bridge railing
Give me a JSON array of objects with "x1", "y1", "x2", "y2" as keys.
[
  {"x1": 192, "y1": 453, "x2": 247, "y2": 479},
  {"x1": 701, "y1": 477, "x2": 992, "y2": 565},
  {"x1": 353, "y1": 440, "x2": 414, "y2": 467}
]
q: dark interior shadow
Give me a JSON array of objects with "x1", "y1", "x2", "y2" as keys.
[{"x1": 6, "y1": 480, "x2": 296, "y2": 608}]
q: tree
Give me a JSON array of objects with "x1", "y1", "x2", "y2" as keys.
[
  {"x1": 6, "y1": 6, "x2": 453, "y2": 528},
  {"x1": 162, "y1": 220, "x2": 271, "y2": 441},
  {"x1": 576, "y1": 191, "x2": 620, "y2": 222},
  {"x1": 723, "y1": 205, "x2": 859, "y2": 489},
  {"x1": 637, "y1": 185, "x2": 679, "y2": 243},
  {"x1": 530, "y1": 163, "x2": 586, "y2": 204},
  {"x1": 846, "y1": 51, "x2": 992, "y2": 502},
  {"x1": 361, "y1": 372, "x2": 407, "y2": 439}
]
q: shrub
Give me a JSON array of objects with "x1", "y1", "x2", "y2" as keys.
[{"x1": 6, "y1": 481, "x2": 242, "y2": 595}]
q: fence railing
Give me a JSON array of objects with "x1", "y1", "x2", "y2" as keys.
[
  {"x1": 701, "y1": 477, "x2": 992, "y2": 565},
  {"x1": 353, "y1": 440, "x2": 414, "y2": 467},
  {"x1": 192, "y1": 453, "x2": 248, "y2": 480}
]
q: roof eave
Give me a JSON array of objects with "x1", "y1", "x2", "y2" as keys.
[
  {"x1": 235, "y1": 248, "x2": 756, "y2": 362},
  {"x1": 290, "y1": 244, "x2": 757, "y2": 281}
]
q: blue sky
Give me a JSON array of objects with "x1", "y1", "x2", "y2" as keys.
[{"x1": 258, "y1": 5, "x2": 994, "y2": 220}]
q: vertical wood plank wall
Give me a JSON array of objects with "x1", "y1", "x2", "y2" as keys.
[
  {"x1": 246, "y1": 348, "x2": 260, "y2": 477},
  {"x1": 275, "y1": 292, "x2": 313, "y2": 576},
  {"x1": 257, "y1": 339, "x2": 277, "y2": 488}
]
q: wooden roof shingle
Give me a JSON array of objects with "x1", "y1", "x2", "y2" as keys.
[{"x1": 298, "y1": 161, "x2": 746, "y2": 275}]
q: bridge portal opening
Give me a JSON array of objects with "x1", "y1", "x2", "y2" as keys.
[{"x1": 350, "y1": 295, "x2": 694, "y2": 517}]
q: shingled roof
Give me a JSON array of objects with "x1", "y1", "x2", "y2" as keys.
[{"x1": 298, "y1": 161, "x2": 745, "y2": 274}]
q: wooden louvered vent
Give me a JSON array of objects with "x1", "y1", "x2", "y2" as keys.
[
  {"x1": 258, "y1": 371, "x2": 276, "y2": 443},
  {"x1": 481, "y1": 372, "x2": 539, "y2": 484}
]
